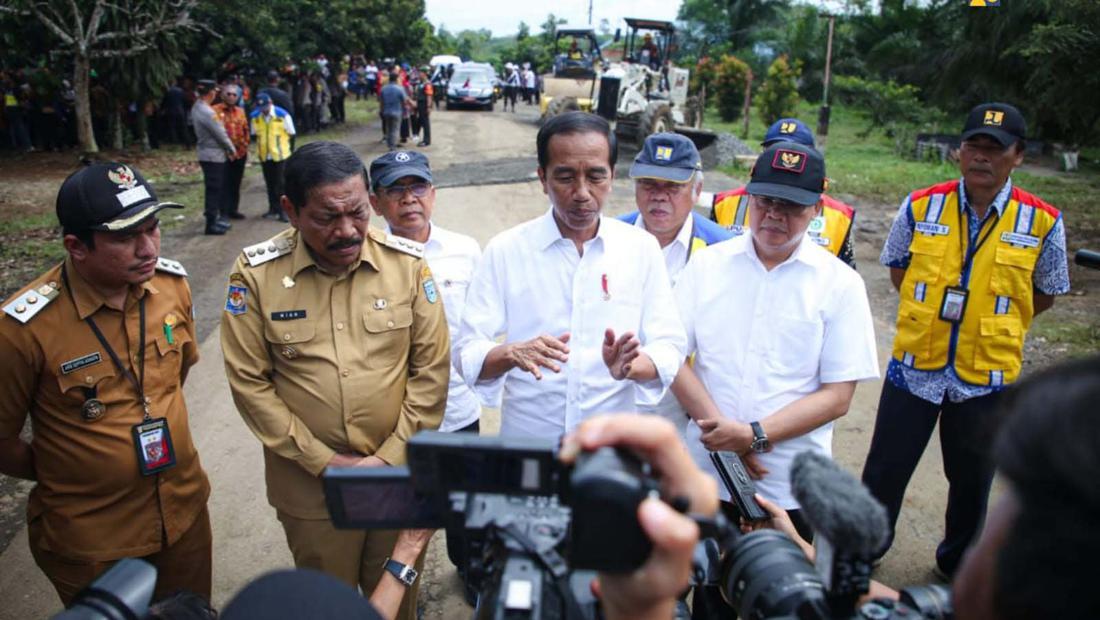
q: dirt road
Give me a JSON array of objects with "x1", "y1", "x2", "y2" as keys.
[{"x1": 0, "y1": 104, "x2": 967, "y2": 618}]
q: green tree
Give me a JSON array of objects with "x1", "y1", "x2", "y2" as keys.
[
  {"x1": 539, "y1": 13, "x2": 567, "y2": 44},
  {"x1": 755, "y1": 54, "x2": 801, "y2": 126},
  {"x1": 707, "y1": 55, "x2": 753, "y2": 122}
]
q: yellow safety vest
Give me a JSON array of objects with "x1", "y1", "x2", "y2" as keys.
[
  {"x1": 892, "y1": 180, "x2": 1060, "y2": 386},
  {"x1": 710, "y1": 187, "x2": 854, "y2": 258},
  {"x1": 251, "y1": 111, "x2": 292, "y2": 162}
]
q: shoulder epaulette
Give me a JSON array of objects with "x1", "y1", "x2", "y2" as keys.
[
  {"x1": 368, "y1": 228, "x2": 424, "y2": 258},
  {"x1": 3, "y1": 281, "x2": 60, "y2": 324},
  {"x1": 156, "y1": 257, "x2": 188, "y2": 277},
  {"x1": 243, "y1": 234, "x2": 295, "y2": 267}
]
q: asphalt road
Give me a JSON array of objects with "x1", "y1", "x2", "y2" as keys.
[{"x1": 0, "y1": 104, "x2": 977, "y2": 618}]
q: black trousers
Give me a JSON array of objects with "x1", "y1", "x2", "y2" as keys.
[
  {"x1": 260, "y1": 159, "x2": 287, "y2": 215},
  {"x1": 223, "y1": 157, "x2": 246, "y2": 216},
  {"x1": 199, "y1": 161, "x2": 226, "y2": 221},
  {"x1": 416, "y1": 103, "x2": 430, "y2": 144},
  {"x1": 860, "y1": 379, "x2": 1000, "y2": 575}
]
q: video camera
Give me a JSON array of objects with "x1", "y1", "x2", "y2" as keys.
[
  {"x1": 323, "y1": 431, "x2": 661, "y2": 619},
  {"x1": 695, "y1": 450, "x2": 953, "y2": 620}
]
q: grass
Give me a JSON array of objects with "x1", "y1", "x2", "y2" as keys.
[{"x1": 1030, "y1": 320, "x2": 1100, "y2": 358}]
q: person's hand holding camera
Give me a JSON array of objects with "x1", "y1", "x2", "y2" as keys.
[{"x1": 561, "y1": 414, "x2": 719, "y2": 620}]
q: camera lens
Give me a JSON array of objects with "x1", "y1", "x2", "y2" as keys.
[
  {"x1": 720, "y1": 530, "x2": 826, "y2": 620},
  {"x1": 899, "y1": 584, "x2": 953, "y2": 619}
]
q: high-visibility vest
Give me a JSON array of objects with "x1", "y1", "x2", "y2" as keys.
[
  {"x1": 892, "y1": 180, "x2": 1060, "y2": 386},
  {"x1": 250, "y1": 106, "x2": 292, "y2": 162},
  {"x1": 710, "y1": 187, "x2": 855, "y2": 258}
]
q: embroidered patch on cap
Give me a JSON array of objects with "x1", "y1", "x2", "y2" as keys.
[
  {"x1": 780, "y1": 121, "x2": 798, "y2": 134},
  {"x1": 395, "y1": 152, "x2": 411, "y2": 162},
  {"x1": 772, "y1": 149, "x2": 807, "y2": 173},
  {"x1": 983, "y1": 110, "x2": 1004, "y2": 126},
  {"x1": 655, "y1": 146, "x2": 673, "y2": 161}
]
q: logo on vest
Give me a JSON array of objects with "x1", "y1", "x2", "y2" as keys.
[
  {"x1": 809, "y1": 215, "x2": 826, "y2": 233},
  {"x1": 969, "y1": 0, "x2": 1000, "y2": 6},
  {"x1": 915, "y1": 222, "x2": 950, "y2": 236}
]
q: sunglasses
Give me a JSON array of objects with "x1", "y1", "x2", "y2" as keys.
[{"x1": 381, "y1": 182, "x2": 431, "y2": 199}]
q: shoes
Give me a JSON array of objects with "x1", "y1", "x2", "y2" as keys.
[
  {"x1": 228, "y1": 212, "x2": 246, "y2": 220},
  {"x1": 417, "y1": 142, "x2": 430, "y2": 147},
  {"x1": 204, "y1": 224, "x2": 228, "y2": 235},
  {"x1": 261, "y1": 212, "x2": 279, "y2": 220}
]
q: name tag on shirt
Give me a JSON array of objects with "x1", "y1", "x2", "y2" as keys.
[
  {"x1": 271, "y1": 310, "x2": 307, "y2": 321},
  {"x1": 60, "y1": 352, "x2": 102, "y2": 375},
  {"x1": 915, "y1": 222, "x2": 950, "y2": 236},
  {"x1": 1000, "y1": 231, "x2": 1040, "y2": 248}
]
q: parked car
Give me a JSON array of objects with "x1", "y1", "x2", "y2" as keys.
[{"x1": 446, "y1": 65, "x2": 497, "y2": 110}]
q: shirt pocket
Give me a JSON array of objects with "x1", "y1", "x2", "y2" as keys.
[
  {"x1": 906, "y1": 234, "x2": 948, "y2": 288},
  {"x1": 56, "y1": 363, "x2": 118, "y2": 418},
  {"x1": 765, "y1": 317, "x2": 824, "y2": 377},
  {"x1": 148, "y1": 324, "x2": 194, "y2": 394},
  {"x1": 973, "y1": 315, "x2": 1023, "y2": 373},
  {"x1": 363, "y1": 303, "x2": 413, "y2": 369},
  {"x1": 990, "y1": 245, "x2": 1036, "y2": 300},
  {"x1": 263, "y1": 321, "x2": 318, "y2": 366}
]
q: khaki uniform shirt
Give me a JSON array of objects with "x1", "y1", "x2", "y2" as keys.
[
  {"x1": 0, "y1": 258, "x2": 210, "y2": 561},
  {"x1": 220, "y1": 228, "x2": 450, "y2": 519}
]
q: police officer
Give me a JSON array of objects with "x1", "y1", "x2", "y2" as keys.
[
  {"x1": 618, "y1": 133, "x2": 732, "y2": 433},
  {"x1": 860, "y1": 103, "x2": 1070, "y2": 580},
  {"x1": 711, "y1": 118, "x2": 857, "y2": 269},
  {"x1": 0, "y1": 163, "x2": 211, "y2": 605},
  {"x1": 220, "y1": 141, "x2": 450, "y2": 620}
]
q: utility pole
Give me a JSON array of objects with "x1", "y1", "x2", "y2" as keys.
[
  {"x1": 589, "y1": 0, "x2": 594, "y2": 25},
  {"x1": 817, "y1": 14, "x2": 836, "y2": 152}
]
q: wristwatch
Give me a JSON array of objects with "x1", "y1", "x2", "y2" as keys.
[
  {"x1": 382, "y1": 558, "x2": 418, "y2": 587},
  {"x1": 750, "y1": 421, "x2": 770, "y2": 453}
]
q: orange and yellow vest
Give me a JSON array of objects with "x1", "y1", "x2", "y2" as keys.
[
  {"x1": 250, "y1": 106, "x2": 293, "y2": 162},
  {"x1": 892, "y1": 180, "x2": 1060, "y2": 386},
  {"x1": 710, "y1": 187, "x2": 855, "y2": 258}
]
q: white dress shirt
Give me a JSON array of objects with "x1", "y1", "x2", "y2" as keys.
[
  {"x1": 389, "y1": 223, "x2": 483, "y2": 432},
  {"x1": 632, "y1": 212, "x2": 695, "y2": 286},
  {"x1": 675, "y1": 234, "x2": 880, "y2": 508},
  {"x1": 454, "y1": 208, "x2": 686, "y2": 439}
]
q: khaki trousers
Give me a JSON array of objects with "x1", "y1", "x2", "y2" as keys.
[{"x1": 277, "y1": 512, "x2": 424, "y2": 620}]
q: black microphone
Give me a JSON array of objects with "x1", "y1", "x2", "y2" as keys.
[
  {"x1": 1074, "y1": 249, "x2": 1100, "y2": 271},
  {"x1": 790, "y1": 451, "x2": 889, "y2": 558}
]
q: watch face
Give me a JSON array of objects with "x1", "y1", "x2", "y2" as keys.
[{"x1": 401, "y1": 567, "x2": 418, "y2": 586}]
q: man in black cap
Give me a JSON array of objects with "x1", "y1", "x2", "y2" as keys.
[
  {"x1": 0, "y1": 163, "x2": 212, "y2": 605},
  {"x1": 862, "y1": 102, "x2": 1069, "y2": 580},
  {"x1": 670, "y1": 141, "x2": 879, "y2": 540}
]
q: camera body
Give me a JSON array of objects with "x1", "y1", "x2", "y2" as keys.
[{"x1": 323, "y1": 431, "x2": 660, "y2": 619}]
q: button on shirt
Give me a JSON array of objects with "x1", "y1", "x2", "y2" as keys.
[
  {"x1": 676, "y1": 234, "x2": 880, "y2": 508},
  {"x1": 392, "y1": 223, "x2": 483, "y2": 431},
  {"x1": 454, "y1": 209, "x2": 687, "y2": 439},
  {"x1": 880, "y1": 178, "x2": 1070, "y2": 404}
]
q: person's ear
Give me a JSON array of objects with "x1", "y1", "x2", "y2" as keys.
[{"x1": 63, "y1": 234, "x2": 91, "y2": 262}]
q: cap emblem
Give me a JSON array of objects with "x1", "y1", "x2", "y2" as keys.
[
  {"x1": 983, "y1": 110, "x2": 1004, "y2": 126},
  {"x1": 655, "y1": 146, "x2": 673, "y2": 161},
  {"x1": 780, "y1": 121, "x2": 797, "y2": 134},
  {"x1": 107, "y1": 165, "x2": 139, "y2": 190},
  {"x1": 773, "y1": 149, "x2": 807, "y2": 173},
  {"x1": 395, "y1": 152, "x2": 411, "y2": 162}
]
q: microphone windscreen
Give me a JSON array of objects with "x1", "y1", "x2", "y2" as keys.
[{"x1": 790, "y1": 451, "x2": 889, "y2": 557}]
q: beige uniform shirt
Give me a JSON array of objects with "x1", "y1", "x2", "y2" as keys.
[
  {"x1": 221, "y1": 228, "x2": 450, "y2": 518},
  {"x1": 0, "y1": 258, "x2": 209, "y2": 561}
]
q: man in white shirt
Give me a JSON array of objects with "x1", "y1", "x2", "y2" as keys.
[
  {"x1": 454, "y1": 112, "x2": 686, "y2": 439},
  {"x1": 617, "y1": 133, "x2": 733, "y2": 433},
  {"x1": 671, "y1": 142, "x2": 879, "y2": 539}
]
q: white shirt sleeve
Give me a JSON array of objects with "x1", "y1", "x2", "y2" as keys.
[
  {"x1": 819, "y1": 269, "x2": 880, "y2": 384},
  {"x1": 453, "y1": 239, "x2": 508, "y2": 404},
  {"x1": 283, "y1": 113, "x2": 296, "y2": 136},
  {"x1": 635, "y1": 238, "x2": 687, "y2": 405}
]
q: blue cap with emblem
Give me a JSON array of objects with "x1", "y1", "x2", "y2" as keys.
[
  {"x1": 629, "y1": 132, "x2": 701, "y2": 183},
  {"x1": 762, "y1": 118, "x2": 815, "y2": 148},
  {"x1": 368, "y1": 151, "x2": 433, "y2": 191}
]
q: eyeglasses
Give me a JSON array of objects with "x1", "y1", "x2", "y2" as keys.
[
  {"x1": 752, "y1": 195, "x2": 812, "y2": 217},
  {"x1": 381, "y1": 182, "x2": 431, "y2": 199}
]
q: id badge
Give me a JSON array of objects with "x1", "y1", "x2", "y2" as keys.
[
  {"x1": 939, "y1": 287, "x2": 969, "y2": 323},
  {"x1": 131, "y1": 418, "x2": 177, "y2": 476}
]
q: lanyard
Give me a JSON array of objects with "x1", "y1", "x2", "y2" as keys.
[
  {"x1": 62, "y1": 265, "x2": 151, "y2": 421},
  {"x1": 956, "y1": 205, "x2": 1000, "y2": 286}
]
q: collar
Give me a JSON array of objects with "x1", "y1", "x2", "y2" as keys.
[
  {"x1": 289, "y1": 229, "x2": 378, "y2": 276},
  {"x1": 632, "y1": 210, "x2": 694, "y2": 251},
  {"x1": 534, "y1": 206, "x2": 606, "y2": 251},
  {"x1": 959, "y1": 177, "x2": 1013, "y2": 218},
  {"x1": 65, "y1": 257, "x2": 157, "y2": 320},
  {"x1": 385, "y1": 221, "x2": 440, "y2": 250},
  {"x1": 737, "y1": 230, "x2": 820, "y2": 270}
]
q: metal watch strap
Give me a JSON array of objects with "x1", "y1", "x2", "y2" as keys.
[
  {"x1": 750, "y1": 421, "x2": 769, "y2": 453},
  {"x1": 383, "y1": 558, "x2": 417, "y2": 587}
]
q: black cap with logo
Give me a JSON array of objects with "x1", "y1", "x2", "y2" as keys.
[
  {"x1": 746, "y1": 142, "x2": 826, "y2": 206},
  {"x1": 56, "y1": 163, "x2": 182, "y2": 233},
  {"x1": 961, "y1": 102, "x2": 1026, "y2": 147},
  {"x1": 369, "y1": 150, "x2": 433, "y2": 190}
]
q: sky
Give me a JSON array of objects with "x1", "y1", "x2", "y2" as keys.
[{"x1": 425, "y1": 0, "x2": 682, "y2": 38}]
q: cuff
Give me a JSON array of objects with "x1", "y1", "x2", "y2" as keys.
[
  {"x1": 635, "y1": 346, "x2": 682, "y2": 406},
  {"x1": 374, "y1": 437, "x2": 408, "y2": 466}
]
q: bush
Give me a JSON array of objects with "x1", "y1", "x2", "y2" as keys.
[
  {"x1": 832, "y1": 74, "x2": 949, "y2": 158},
  {"x1": 754, "y1": 55, "x2": 802, "y2": 127},
  {"x1": 700, "y1": 54, "x2": 753, "y2": 123}
]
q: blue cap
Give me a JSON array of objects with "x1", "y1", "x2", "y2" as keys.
[
  {"x1": 762, "y1": 118, "x2": 815, "y2": 148},
  {"x1": 629, "y1": 133, "x2": 701, "y2": 183},
  {"x1": 369, "y1": 150, "x2": 432, "y2": 190},
  {"x1": 255, "y1": 92, "x2": 271, "y2": 105}
]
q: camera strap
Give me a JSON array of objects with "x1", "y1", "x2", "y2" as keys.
[{"x1": 501, "y1": 524, "x2": 589, "y2": 620}]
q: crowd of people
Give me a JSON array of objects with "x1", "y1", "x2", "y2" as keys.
[{"x1": 0, "y1": 91, "x2": 1090, "y2": 620}]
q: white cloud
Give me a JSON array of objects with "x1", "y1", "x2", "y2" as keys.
[{"x1": 425, "y1": 0, "x2": 681, "y2": 37}]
